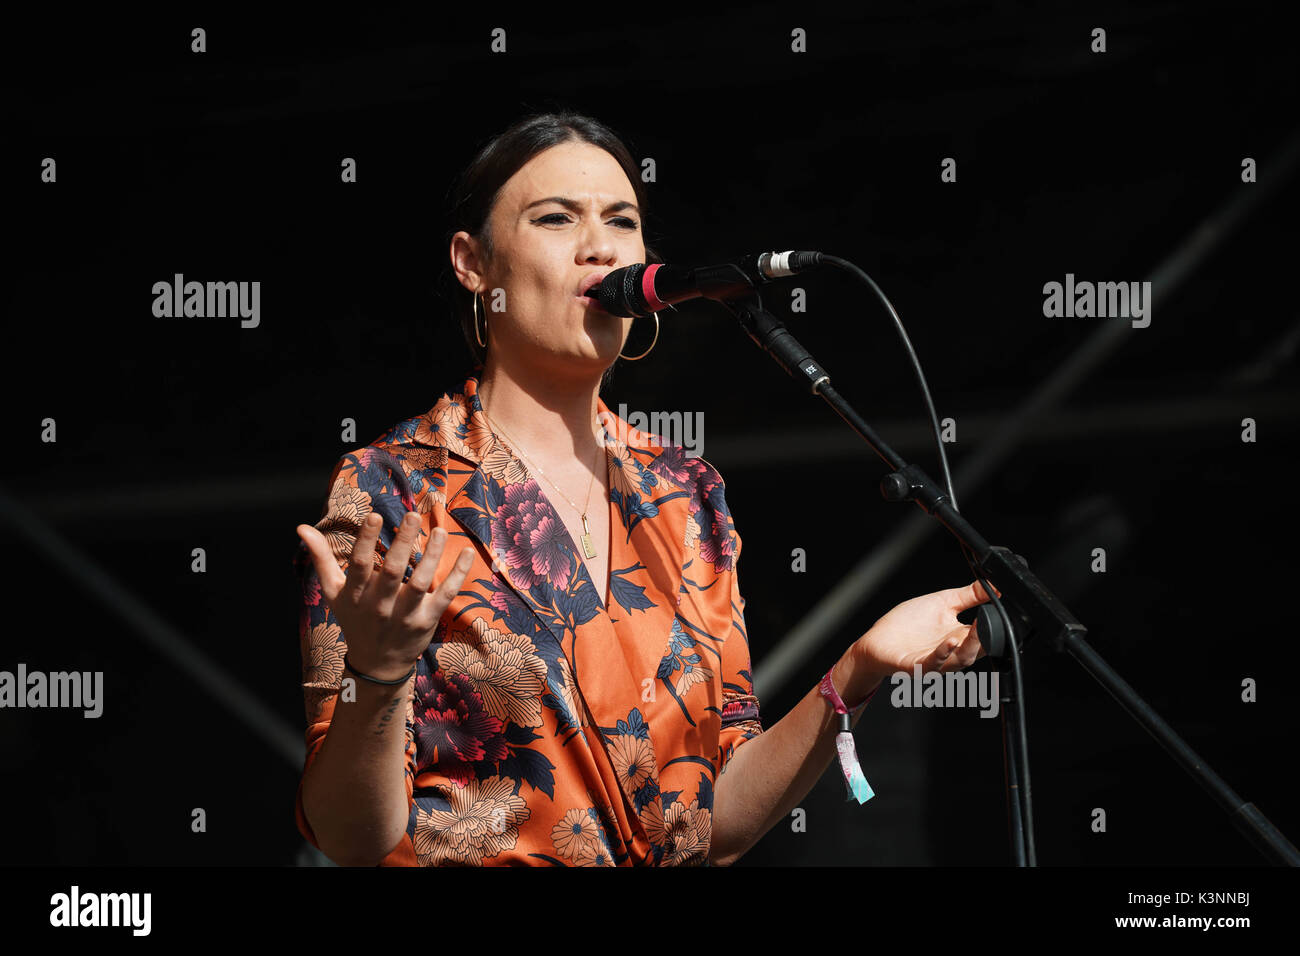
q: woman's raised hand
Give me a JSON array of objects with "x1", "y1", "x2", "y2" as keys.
[
  {"x1": 296, "y1": 512, "x2": 476, "y2": 681},
  {"x1": 852, "y1": 579, "x2": 1002, "y2": 681}
]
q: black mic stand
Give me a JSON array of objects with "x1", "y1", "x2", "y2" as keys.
[{"x1": 717, "y1": 290, "x2": 1300, "y2": 866}]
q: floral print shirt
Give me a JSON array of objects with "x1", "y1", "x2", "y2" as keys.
[{"x1": 292, "y1": 371, "x2": 763, "y2": 866}]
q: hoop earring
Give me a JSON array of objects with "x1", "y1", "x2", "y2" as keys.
[
  {"x1": 472, "y1": 291, "x2": 487, "y2": 349},
  {"x1": 618, "y1": 311, "x2": 660, "y2": 361}
]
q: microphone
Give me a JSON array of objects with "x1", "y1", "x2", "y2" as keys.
[{"x1": 587, "y1": 251, "x2": 823, "y2": 317}]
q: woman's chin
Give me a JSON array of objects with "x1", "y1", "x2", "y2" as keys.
[
  {"x1": 578, "y1": 324, "x2": 628, "y2": 358},
  {"x1": 531, "y1": 341, "x2": 619, "y2": 377}
]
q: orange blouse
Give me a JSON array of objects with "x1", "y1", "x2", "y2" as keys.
[{"x1": 292, "y1": 371, "x2": 763, "y2": 865}]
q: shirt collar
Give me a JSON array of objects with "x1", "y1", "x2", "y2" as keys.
[{"x1": 411, "y1": 370, "x2": 663, "y2": 465}]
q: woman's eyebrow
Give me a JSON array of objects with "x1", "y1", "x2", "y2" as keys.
[{"x1": 523, "y1": 196, "x2": 640, "y2": 216}]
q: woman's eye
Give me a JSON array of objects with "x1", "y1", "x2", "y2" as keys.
[{"x1": 532, "y1": 214, "x2": 639, "y2": 229}]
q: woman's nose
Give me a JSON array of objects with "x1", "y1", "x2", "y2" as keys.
[{"x1": 578, "y1": 222, "x2": 616, "y2": 264}]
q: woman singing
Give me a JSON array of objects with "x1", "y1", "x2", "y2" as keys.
[{"x1": 292, "y1": 111, "x2": 996, "y2": 866}]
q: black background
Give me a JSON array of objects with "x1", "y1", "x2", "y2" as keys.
[{"x1": 5, "y1": 3, "x2": 1298, "y2": 867}]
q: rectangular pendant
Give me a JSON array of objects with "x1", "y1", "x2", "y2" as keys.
[{"x1": 581, "y1": 532, "x2": 596, "y2": 559}]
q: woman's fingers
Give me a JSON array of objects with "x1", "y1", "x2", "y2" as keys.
[
  {"x1": 404, "y1": 527, "x2": 450, "y2": 595},
  {"x1": 430, "y1": 547, "x2": 477, "y2": 609},
  {"x1": 391, "y1": 528, "x2": 452, "y2": 619},
  {"x1": 369, "y1": 512, "x2": 422, "y2": 613},
  {"x1": 948, "y1": 578, "x2": 1002, "y2": 613},
  {"x1": 296, "y1": 523, "x2": 347, "y2": 602},
  {"x1": 949, "y1": 623, "x2": 984, "y2": 669},
  {"x1": 394, "y1": 543, "x2": 476, "y2": 631},
  {"x1": 340, "y1": 512, "x2": 383, "y2": 603},
  {"x1": 919, "y1": 623, "x2": 982, "y2": 673}
]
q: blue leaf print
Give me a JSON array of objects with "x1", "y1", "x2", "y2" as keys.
[
  {"x1": 450, "y1": 502, "x2": 492, "y2": 544},
  {"x1": 696, "y1": 771, "x2": 714, "y2": 811},
  {"x1": 620, "y1": 708, "x2": 651, "y2": 740},
  {"x1": 609, "y1": 563, "x2": 656, "y2": 614},
  {"x1": 496, "y1": 747, "x2": 557, "y2": 799},
  {"x1": 504, "y1": 723, "x2": 541, "y2": 746},
  {"x1": 555, "y1": 569, "x2": 600, "y2": 628},
  {"x1": 611, "y1": 488, "x2": 660, "y2": 537}
]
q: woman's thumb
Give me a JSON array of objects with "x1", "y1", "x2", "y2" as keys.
[{"x1": 296, "y1": 524, "x2": 328, "y2": 574}]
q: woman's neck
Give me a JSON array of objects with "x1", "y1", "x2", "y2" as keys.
[{"x1": 475, "y1": 357, "x2": 604, "y2": 463}]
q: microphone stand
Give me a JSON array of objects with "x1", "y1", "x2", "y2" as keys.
[{"x1": 717, "y1": 290, "x2": 1300, "y2": 866}]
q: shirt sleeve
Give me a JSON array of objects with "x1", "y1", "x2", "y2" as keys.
[
  {"x1": 715, "y1": 523, "x2": 764, "y2": 779},
  {"x1": 292, "y1": 447, "x2": 420, "y2": 866}
]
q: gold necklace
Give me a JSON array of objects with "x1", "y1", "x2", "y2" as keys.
[{"x1": 481, "y1": 408, "x2": 604, "y2": 560}]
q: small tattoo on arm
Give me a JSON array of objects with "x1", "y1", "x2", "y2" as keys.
[{"x1": 372, "y1": 692, "x2": 404, "y2": 736}]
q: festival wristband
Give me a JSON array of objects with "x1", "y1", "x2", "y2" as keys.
[{"x1": 818, "y1": 667, "x2": 878, "y2": 804}]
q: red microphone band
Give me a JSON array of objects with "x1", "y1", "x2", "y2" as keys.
[{"x1": 641, "y1": 263, "x2": 668, "y2": 312}]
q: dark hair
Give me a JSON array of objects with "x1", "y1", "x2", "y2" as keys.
[{"x1": 440, "y1": 111, "x2": 662, "y2": 390}]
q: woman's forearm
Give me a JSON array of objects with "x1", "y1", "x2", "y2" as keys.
[
  {"x1": 300, "y1": 673, "x2": 413, "y2": 867},
  {"x1": 709, "y1": 647, "x2": 883, "y2": 866}
]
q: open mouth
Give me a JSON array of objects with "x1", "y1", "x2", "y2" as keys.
[
  {"x1": 577, "y1": 272, "x2": 609, "y2": 299},
  {"x1": 577, "y1": 275, "x2": 609, "y2": 312}
]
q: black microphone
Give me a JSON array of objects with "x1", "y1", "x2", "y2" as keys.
[{"x1": 587, "y1": 251, "x2": 823, "y2": 317}]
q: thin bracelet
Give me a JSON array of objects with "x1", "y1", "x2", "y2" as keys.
[{"x1": 343, "y1": 652, "x2": 415, "y2": 686}]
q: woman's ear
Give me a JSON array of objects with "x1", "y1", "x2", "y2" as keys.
[{"x1": 450, "y1": 231, "x2": 486, "y2": 292}]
